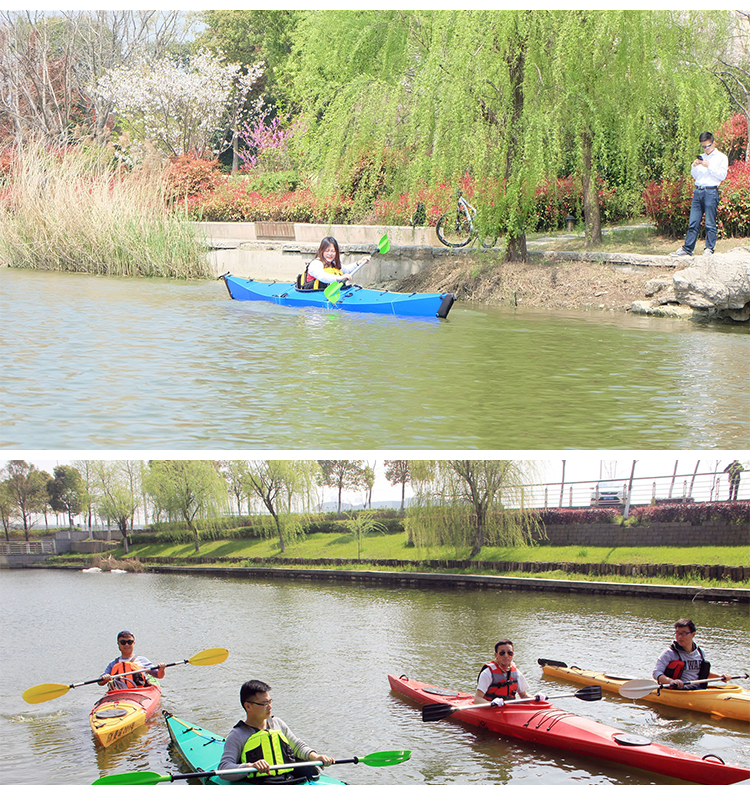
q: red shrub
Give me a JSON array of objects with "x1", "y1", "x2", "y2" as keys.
[
  {"x1": 715, "y1": 113, "x2": 749, "y2": 164},
  {"x1": 165, "y1": 156, "x2": 222, "y2": 203},
  {"x1": 643, "y1": 162, "x2": 750, "y2": 238}
]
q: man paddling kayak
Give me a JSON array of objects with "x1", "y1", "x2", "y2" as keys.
[
  {"x1": 98, "y1": 630, "x2": 166, "y2": 690},
  {"x1": 653, "y1": 618, "x2": 731, "y2": 690},
  {"x1": 473, "y1": 639, "x2": 546, "y2": 706},
  {"x1": 218, "y1": 679, "x2": 334, "y2": 780}
]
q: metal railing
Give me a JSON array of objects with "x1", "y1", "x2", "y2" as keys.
[
  {"x1": 524, "y1": 469, "x2": 746, "y2": 511},
  {"x1": 0, "y1": 540, "x2": 57, "y2": 555}
]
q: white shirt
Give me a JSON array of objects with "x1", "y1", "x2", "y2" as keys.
[
  {"x1": 691, "y1": 148, "x2": 728, "y2": 188},
  {"x1": 476, "y1": 665, "x2": 529, "y2": 697},
  {"x1": 307, "y1": 257, "x2": 361, "y2": 285}
]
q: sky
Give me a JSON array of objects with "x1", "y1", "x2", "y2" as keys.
[{"x1": 7, "y1": 449, "x2": 748, "y2": 508}]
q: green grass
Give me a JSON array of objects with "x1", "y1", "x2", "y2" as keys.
[{"x1": 113, "y1": 532, "x2": 749, "y2": 567}]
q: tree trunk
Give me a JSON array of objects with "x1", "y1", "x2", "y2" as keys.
[
  {"x1": 469, "y1": 508, "x2": 486, "y2": 559},
  {"x1": 274, "y1": 513, "x2": 285, "y2": 553},
  {"x1": 581, "y1": 131, "x2": 602, "y2": 247},
  {"x1": 400, "y1": 481, "x2": 406, "y2": 512}
]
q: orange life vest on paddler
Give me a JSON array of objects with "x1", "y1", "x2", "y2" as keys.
[
  {"x1": 479, "y1": 661, "x2": 521, "y2": 700},
  {"x1": 110, "y1": 659, "x2": 148, "y2": 689}
]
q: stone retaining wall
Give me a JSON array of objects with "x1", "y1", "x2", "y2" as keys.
[{"x1": 543, "y1": 520, "x2": 747, "y2": 547}]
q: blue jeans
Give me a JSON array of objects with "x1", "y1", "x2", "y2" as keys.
[{"x1": 682, "y1": 187, "x2": 719, "y2": 254}]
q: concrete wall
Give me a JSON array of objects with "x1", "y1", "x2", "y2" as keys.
[
  {"x1": 196, "y1": 222, "x2": 457, "y2": 284},
  {"x1": 543, "y1": 520, "x2": 747, "y2": 547}
]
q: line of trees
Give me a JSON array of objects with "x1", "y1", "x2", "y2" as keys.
[
  {"x1": 0, "y1": 459, "x2": 540, "y2": 558},
  {"x1": 1, "y1": 10, "x2": 749, "y2": 258}
]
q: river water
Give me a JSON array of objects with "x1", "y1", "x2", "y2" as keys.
[
  {"x1": 2, "y1": 569, "x2": 748, "y2": 785},
  {"x1": 1, "y1": 268, "x2": 748, "y2": 449}
]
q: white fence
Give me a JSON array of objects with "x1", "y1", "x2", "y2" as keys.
[
  {"x1": 525, "y1": 469, "x2": 746, "y2": 510},
  {"x1": 0, "y1": 540, "x2": 57, "y2": 555}
]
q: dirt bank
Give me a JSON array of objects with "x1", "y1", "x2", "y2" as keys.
[{"x1": 389, "y1": 255, "x2": 669, "y2": 311}]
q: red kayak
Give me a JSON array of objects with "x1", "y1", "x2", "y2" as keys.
[
  {"x1": 388, "y1": 674, "x2": 750, "y2": 785},
  {"x1": 88, "y1": 683, "x2": 161, "y2": 747}
]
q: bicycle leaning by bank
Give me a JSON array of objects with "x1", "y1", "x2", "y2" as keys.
[{"x1": 436, "y1": 190, "x2": 498, "y2": 248}]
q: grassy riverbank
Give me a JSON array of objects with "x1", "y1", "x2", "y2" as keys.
[{"x1": 49, "y1": 534, "x2": 750, "y2": 588}]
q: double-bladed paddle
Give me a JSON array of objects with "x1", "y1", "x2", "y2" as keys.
[
  {"x1": 619, "y1": 673, "x2": 749, "y2": 700},
  {"x1": 91, "y1": 750, "x2": 412, "y2": 785},
  {"x1": 323, "y1": 234, "x2": 390, "y2": 305},
  {"x1": 422, "y1": 685, "x2": 602, "y2": 722},
  {"x1": 22, "y1": 647, "x2": 229, "y2": 704}
]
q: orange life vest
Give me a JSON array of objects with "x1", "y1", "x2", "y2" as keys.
[
  {"x1": 479, "y1": 661, "x2": 520, "y2": 700},
  {"x1": 110, "y1": 659, "x2": 148, "y2": 689}
]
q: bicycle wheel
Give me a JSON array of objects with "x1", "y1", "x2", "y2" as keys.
[
  {"x1": 436, "y1": 211, "x2": 473, "y2": 247},
  {"x1": 480, "y1": 234, "x2": 498, "y2": 249}
]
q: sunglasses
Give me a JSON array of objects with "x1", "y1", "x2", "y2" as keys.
[
  {"x1": 248, "y1": 700, "x2": 273, "y2": 707},
  {"x1": 700, "y1": 143, "x2": 713, "y2": 149},
  {"x1": 118, "y1": 639, "x2": 135, "y2": 645},
  {"x1": 496, "y1": 650, "x2": 514, "y2": 656}
]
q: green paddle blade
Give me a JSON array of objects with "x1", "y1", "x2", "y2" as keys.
[
  {"x1": 377, "y1": 234, "x2": 390, "y2": 254},
  {"x1": 23, "y1": 682, "x2": 70, "y2": 704},
  {"x1": 324, "y1": 281, "x2": 343, "y2": 304},
  {"x1": 93, "y1": 772, "x2": 171, "y2": 785},
  {"x1": 187, "y1": 647, "x2": 228, "y2": 666},
  {"x1": 361, "y1": 750, "x2": 411, "y2": 767}
]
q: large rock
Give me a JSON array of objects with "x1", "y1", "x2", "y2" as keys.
[{"x1": 672, "y1": 249, "x2": 750, "y2": 321}]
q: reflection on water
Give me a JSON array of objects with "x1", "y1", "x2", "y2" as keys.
[
  {"x1": 2, "y1": 570, "x2": 748, "y2": 785},
  {"x1": 1, "y1": 266, "x2": 748, "y2": 448}
]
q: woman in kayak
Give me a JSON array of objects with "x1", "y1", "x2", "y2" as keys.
[
  {"x1": 98, "y1": 630, "x2": 166, "y2": 690},
  {"x1": 474, "y1": 639, "x2": 546, "y2": 706},
  {"x1": 653, "y1": 618, "x2": 731, "y2": 689},
  {"x1": 301, "y1": 236, "x2": 370, "y2": 290},
  {"x1": 218, "y1": 679, "x2": 334, "y2": 780}
]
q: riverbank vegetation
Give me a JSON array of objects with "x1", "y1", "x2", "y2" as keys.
[
  {"x1": 0, "y1": 140, "x2": 209, "y2": 277},
  {"x1": 1, "y1": 10, "x2": 749, "y2": 275}
]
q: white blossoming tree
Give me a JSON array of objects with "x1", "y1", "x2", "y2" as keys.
[{"x1": 97, "y1": 49, "x2": 264, "y2": 158}]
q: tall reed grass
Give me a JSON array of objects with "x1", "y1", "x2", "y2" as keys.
[{"x1": 0, "y1": 140, "x2": 210, "y2": 277}]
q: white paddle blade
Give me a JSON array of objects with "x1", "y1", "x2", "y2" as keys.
[{"x1": 619, "y1": 679, "x2": 660, "y2": 699}]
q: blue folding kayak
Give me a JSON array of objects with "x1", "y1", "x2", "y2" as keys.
[{"x1": 220, "y1": 274, "x2": 456, "y2": 319}]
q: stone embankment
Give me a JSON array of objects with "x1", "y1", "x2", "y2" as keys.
[{"x1": 632, "y1": 246, "x2": 750, "y2": 323}]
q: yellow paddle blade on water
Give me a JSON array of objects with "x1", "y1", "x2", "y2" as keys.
[
  {"x1": 23, "y1": 682, "x2": 72, "y2": 704},
  {"x1": 186, "y1": 647, "x2": 228, "y2": 666}
]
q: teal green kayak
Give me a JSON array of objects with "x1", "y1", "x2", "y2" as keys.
[
  {"x1": 220, "y1": 274, "x2": 456, "y2": 319},
  {"x1": 165, "y1": 712, "x2": 348, "y2": 785}
]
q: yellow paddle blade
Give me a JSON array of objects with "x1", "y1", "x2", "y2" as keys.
[
  {"x1": 187, "y1": 647, "x2": 228, "y2": 666},
  {"x1": 23, "y1": 682, "x2": 70, "y2": 704}
]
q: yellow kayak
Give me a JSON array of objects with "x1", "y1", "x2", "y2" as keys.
[
  {"x1": 539, "y1": 659, "x2": 749, "y2": 722},
  {"x1": 88, "y1": 683, "x2": 161, "y2": 746}
]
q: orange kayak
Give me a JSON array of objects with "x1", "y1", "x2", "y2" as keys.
[{"x1": 88, "y1": 683, "x2": 161, "y2": 747}]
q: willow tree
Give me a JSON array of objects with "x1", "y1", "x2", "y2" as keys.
[
  {"x1": 546, "y1": 10, "x2": 708, "y2": 246},
  {"x1": 407, "y1": 460, "x2": 541, "y2": 559},
  {"x1": 93, "y1": 460, "x2": 142, "y2": 553},
  {"x1": 144, "y1": 460, "x2": 225, "y2": 553},
  {"x1": 291, "y1": 11, "x2": 556, "y2": 260},
  {"x1": 244, "y1": 460, "x2": 318, "y2": 552}
]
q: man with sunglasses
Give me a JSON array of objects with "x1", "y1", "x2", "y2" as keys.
[
  {"x1": 670, "y1": 132, "x2": 728, "y2": 258},
  {"x1": 473, "y1": 639, "x2": 546, "y2": 706},
  {"x1": 218, "y1": 679, "x2": 334, "y2": 781},
  {"x1": 98, "y1": 630, "x2": 166, "y2": 690}
]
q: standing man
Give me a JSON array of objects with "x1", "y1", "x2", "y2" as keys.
[
  {"x1": 724, "y1": 459, "x2": 744, "y2": 501},
  {"x1": 670, "y1": 132, "x2": 728, "y2": 257}
]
